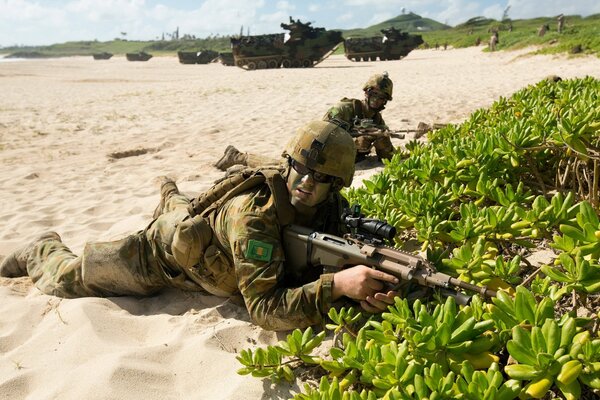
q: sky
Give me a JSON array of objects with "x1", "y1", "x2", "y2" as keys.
[{"x1": 1, "y1": 0, "x2": 599, "y2": 47}]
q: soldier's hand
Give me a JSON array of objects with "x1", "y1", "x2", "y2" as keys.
[
  {"x1": 332, "y1": 265, "x2": 399, "y2": 304},
  {"x1": 360, "y1": 290, "x2": 399, "y2": 313}
]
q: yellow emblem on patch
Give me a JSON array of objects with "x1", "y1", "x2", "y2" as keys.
[{"x1": 245, "y1": 239, "x2": 273, "y2": 262}]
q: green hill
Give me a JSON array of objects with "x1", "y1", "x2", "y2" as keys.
[{"x1": 340, "y1": 12, "x2": 450, "y2": 38}]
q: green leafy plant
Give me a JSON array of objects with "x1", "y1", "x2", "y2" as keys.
[
  {"x1": 237, "y1": 327, "x2": 325, "y2": 382},
  {"x1": 240, "y1": 77, "x2": 600, "y2": 399}
]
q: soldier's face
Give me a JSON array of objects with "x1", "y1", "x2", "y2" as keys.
[
  {"x1": 367, "y1": 89, "x2": 387, "y2": 110},
  {"x1": 286, "y1": 160, "x2": 332, "y2": 208}
]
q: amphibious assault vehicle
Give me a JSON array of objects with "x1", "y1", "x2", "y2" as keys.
[
  {"x1": 344, "y1": 27, "x2": 423, "y2": 61},
  {"x1": 231, "y1": 17, "x2": 343, "y2": 70},
  {"x1": 92, "y1": 52, "x2": 113, "y2": 60},
  {"x1": 217, "y1": 52, "x2": 235, "y2": 66},
  {"x1": 177, "y1": 50, "x2": 219, "y2": 64},
  {"x1": 126, "y1": 52, "x2": 153, "y2": 62}
]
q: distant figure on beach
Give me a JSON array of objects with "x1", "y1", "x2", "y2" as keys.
[
  {"x1": 0, "y1": 120, "x2": 399, "y2": 331},
  {"x1": 557, "y1": 14, "x2": 565, "y2": 33},
  {"x1": 215, "y1": 73, "x2": 396, "y2": 170},
  {"x1": 537, "y1": 24, "x2": 549, "y2": 37},
  {"x1": 489, "y1": 31, "x2": 499, "y2": 51}
]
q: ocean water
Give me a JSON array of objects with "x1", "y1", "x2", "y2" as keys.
[{"x1": 0, "y1": 55, "x2": 28, "y2": 63}]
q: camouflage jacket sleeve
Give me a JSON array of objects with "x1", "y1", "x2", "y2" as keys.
[
  {"x1": 324, "y1": 99, "x2": 388, "y2": 129},
  {"x1": 322, "y1": 100, "x2": 356, "y2": 125},
  {"x1": 214, "y1": 186, "x2": 333, "y2": 331}
]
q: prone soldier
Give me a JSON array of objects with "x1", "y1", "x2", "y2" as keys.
[{"x1": 0, "y1": 120, "x2": 399, "y2": 331}]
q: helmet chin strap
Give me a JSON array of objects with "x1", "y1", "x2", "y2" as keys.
[{"x1": 331, "y1": 178, "x2": 344, "y2": 191}]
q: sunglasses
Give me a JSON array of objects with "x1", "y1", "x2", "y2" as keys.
[
  {"x1": 368, "y1": 90, "x2": 388, "y2": 101},
  {"x1": 290, "y1": 159, "x2": 334, "y2": 184}
]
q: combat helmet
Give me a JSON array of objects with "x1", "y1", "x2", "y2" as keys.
[
  {"x1": 363, "y1": 72, "x2": 393, "y2": 100},
  {"x1": 285, "y1": 120, "x2": 355, "y2": 187}
]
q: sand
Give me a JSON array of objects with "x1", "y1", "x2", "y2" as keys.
[{"x1": 1, "y1": 47, "x2": 600, "y2": 399}]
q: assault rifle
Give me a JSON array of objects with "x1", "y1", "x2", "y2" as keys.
[
  {"x1": 350, "y1": 117, "x2": 410, "y2": 139},
  {"x1": 282, "y1": 205, "x2": 497, "y2": 305}
]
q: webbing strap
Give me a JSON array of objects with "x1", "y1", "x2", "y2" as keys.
[
  {"x1": 188, "y1": 167, "x2": 294, "y2": 227},
  {"x1": 352, "y1": 99, "x2": 364, "y2": 119},
  {"x1": 306, "y1": 231, "x2": 318, "y2": 268}
]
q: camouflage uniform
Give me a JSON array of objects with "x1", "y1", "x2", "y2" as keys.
[
  {"x1": 557, "y1": 15, "x2": 565, "y2": 34},
  {"x1": 16, "y1": 174, "x2": 347, "y2": 331},
  {"x1": 323, "y1": 98, "x2": 394, "y2": 161},
  {"x1": 214, "y1": 145, "x2": 281, "y2": 172}
]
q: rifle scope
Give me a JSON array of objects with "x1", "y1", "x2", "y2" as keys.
[{"x1": 343, "y1": 205, "x2": 397, "y2": 241}]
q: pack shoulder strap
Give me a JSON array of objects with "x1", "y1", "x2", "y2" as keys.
[
  {"x1": 261, "y1": 169, "x2": 295, "y2": 226},
  {"x1": 352, "y1": 99, "x2": 364, "y2": 120},
  {"x1": 188, "y1": 167, "x2": 294, "y2": 226}
]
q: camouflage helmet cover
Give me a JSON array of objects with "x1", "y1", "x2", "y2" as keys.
[
  {"x1": 285, "y1": 120, "x2": 355, "y2": 187},
  {"x1": 363, "y1": 72, "x2": 393, "y2": 100}
]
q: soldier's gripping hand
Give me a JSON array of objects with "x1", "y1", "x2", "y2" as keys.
[{"x1": 332, "y1": 265, "x2": 399, "y2": 313}]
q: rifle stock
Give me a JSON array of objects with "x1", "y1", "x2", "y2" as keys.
[{"x1": 283, "y1": 224, "x2": 497, "y2": 305}]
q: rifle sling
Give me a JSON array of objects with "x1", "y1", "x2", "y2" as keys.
[
  {"x1": 306, "y1": 231, "x2": 318, "y2": 268},
  {"x1": 352, "y1": 99, "x2": 364, "y2": 119}
]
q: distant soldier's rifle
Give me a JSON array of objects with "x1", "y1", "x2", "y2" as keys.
[
  {"x1": 283, "y1": 205, "x2": 498, "y2": 305},
  {"x1": 350, "y1": 127, "x2": 414, "y2": 139},
  {"x1": 351, "y1": 117, "x2": 415, "y2": 139}
]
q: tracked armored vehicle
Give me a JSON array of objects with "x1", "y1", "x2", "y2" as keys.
[
  {"x1": 217, "y1": 52, "x2": 235, "y2": 66},
  {"x1": 344, "y1": 27, "x2": 423, "y2": 61},
  {"x1": 231, "y1": 17, "x2": 343, "y2": 70},
  {"x1": 92, "y1": 52, "x2": 113, "y2": 60},
  {"x1": 126, "y1": 52, "x2": 153, "y2": 62},
  {"x1": 177, "y1": 50, "x2": 219, "y2": 64}
]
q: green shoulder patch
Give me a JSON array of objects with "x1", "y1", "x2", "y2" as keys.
[{"x1": 245, "y1": 239, "x2": 273, "y2": 262}]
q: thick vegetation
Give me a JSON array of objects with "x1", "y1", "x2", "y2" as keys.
[
  {"x1": 237, "y1": 77, "x2": 600, "y2": 399},
  {"x1": 0, "y1": 37, "x2": 233, "y2": 58},
  {"x1": 418, "y1": 14, "x2": 600, "y2": 57}
]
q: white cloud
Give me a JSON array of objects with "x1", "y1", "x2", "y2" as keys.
[
  {"x1": 65, "y1": 0, "x2": 146, "y2": 18},
  {"x1": 144, "y1": 0, "x2": 271, "y2": 38},
  {"x1": 430, "y1": 1, "x2": 483, "y2": 26},
  {"x1": 276, "y1": 1, "x2": 295, "y2": 11},
  {"x1": 0, "y1": 0, "x2": 64, "y2": 21},
  {"x1": 336, "y1": 0, "x2": 600, "y2": 26},
  {"x1": 337, "y1": 12, "x2": 354, "y2": 23},
  {"x1": 482, "y1": 4, "x2": 507, "y2": 21},
  {"x1": 507, "y1": 0, "x2": 600, "y2": 19},
  {"x1": 367, "y1": 12, "x2": 394, "y2": 25},
  {"x1": 341, "y1": 0, "x2": 439, "y2": 9},
  {"x1": 2, "y1": 0, "x2": 600, "y2": 46}
]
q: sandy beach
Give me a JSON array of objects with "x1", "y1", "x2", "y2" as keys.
[{"x1": 1, "y1": 47, "x2": 600, "y2": 399}]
